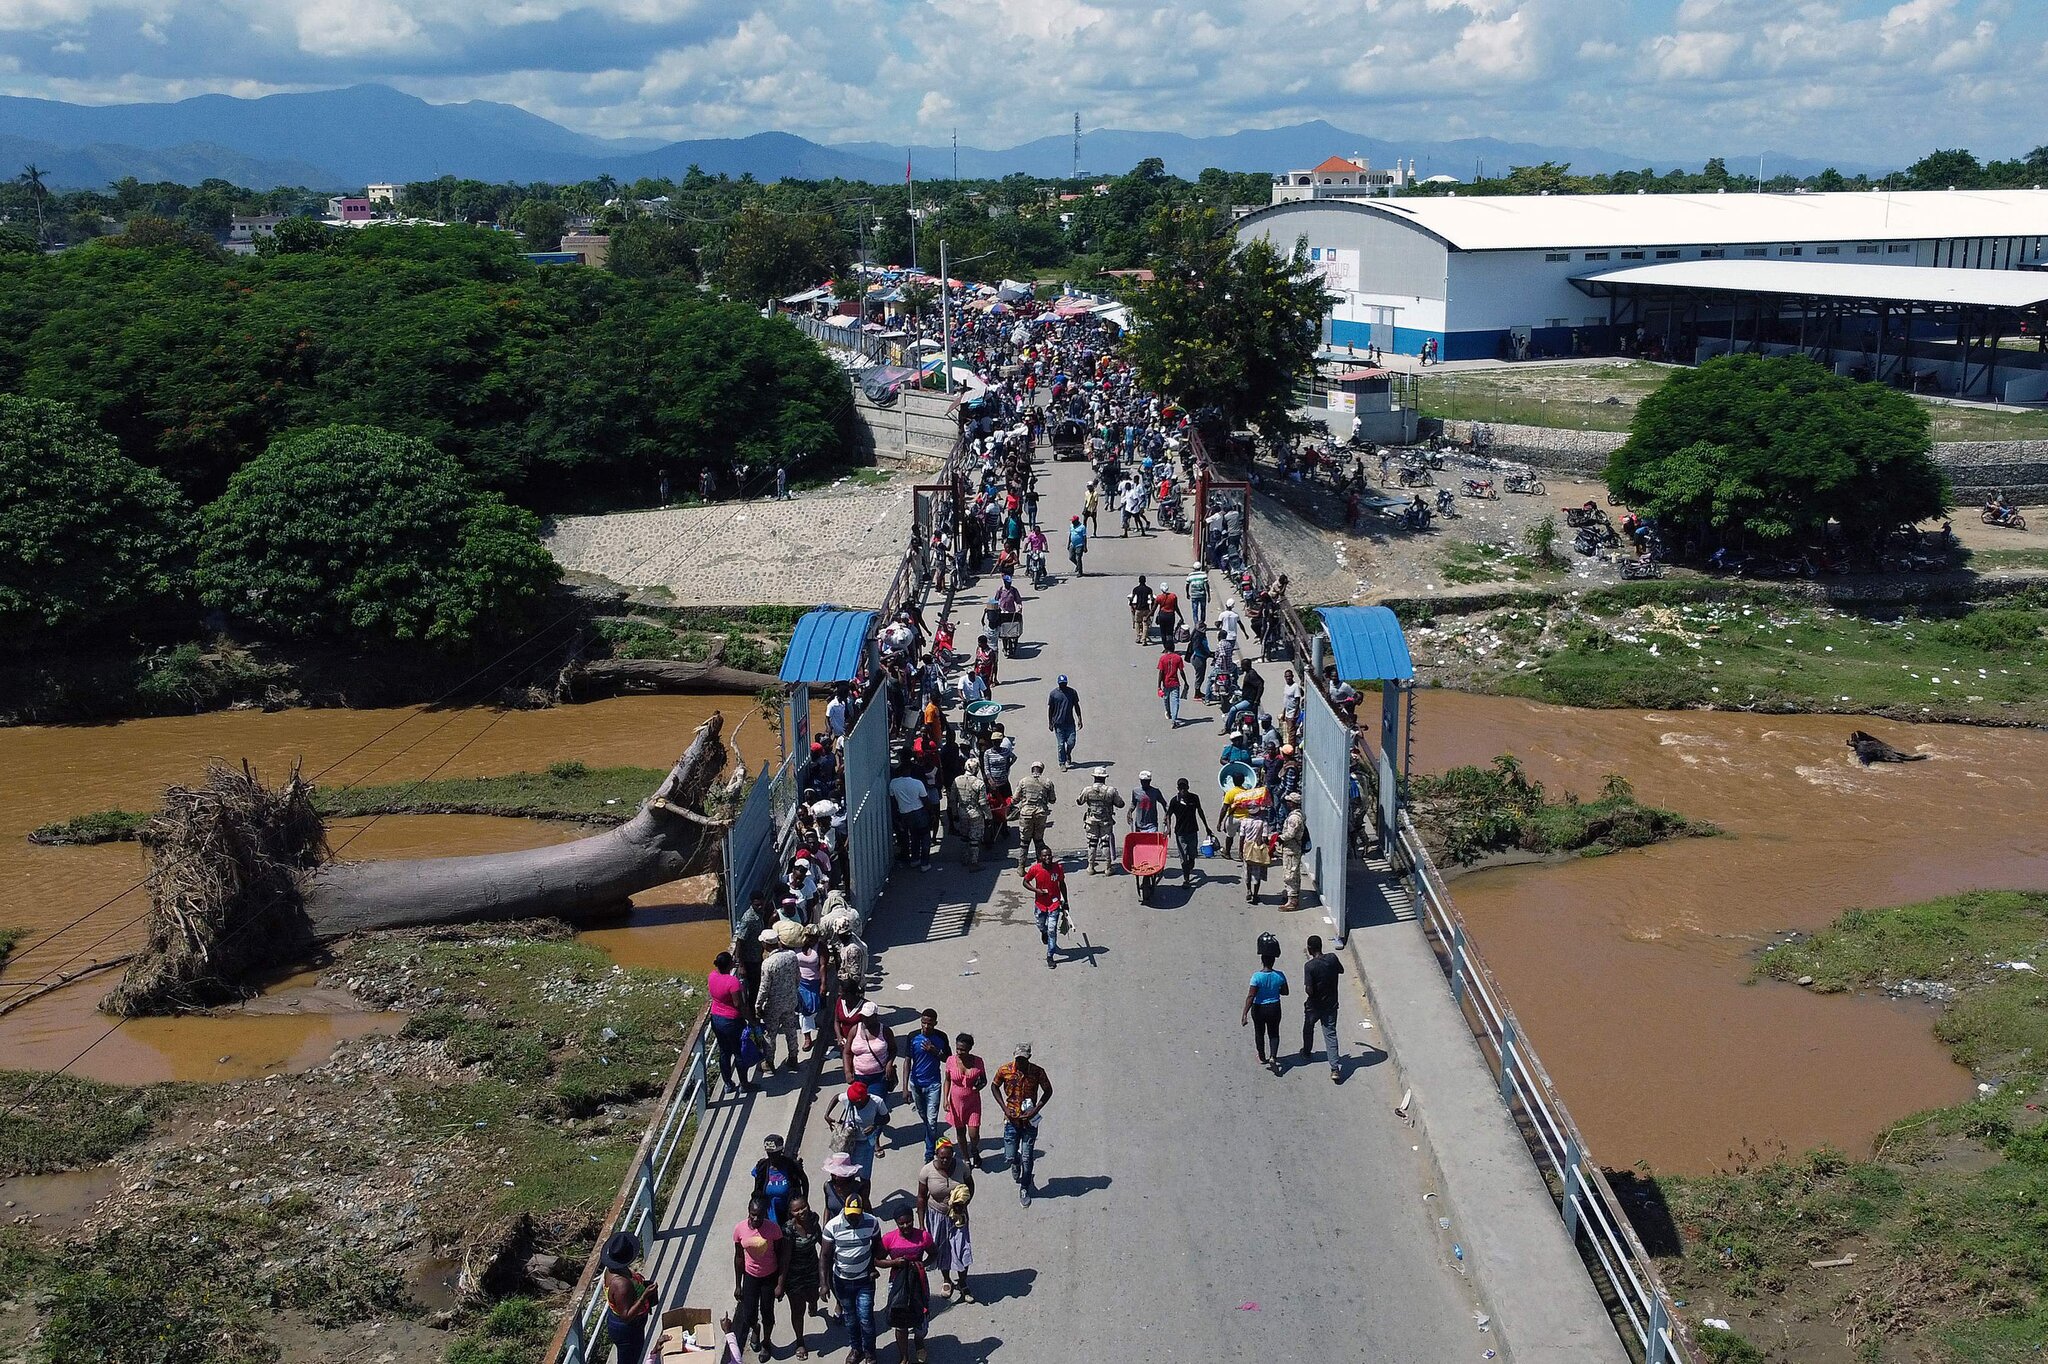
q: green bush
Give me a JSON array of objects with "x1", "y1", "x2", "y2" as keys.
[
  {"x1": 39, "y1": 1231, "x2": 272, "y2": 1364},
  {"x1": 0, "y1": 396, "x2": 193, "y2": 643},
  {"x1": 546, "y1": 760, "x2": 590, "y2": 781},
  {"x1": 28, "y1": 808, "x2": 146, "y2": 845},
  {"x1": 1695, "y1": 1324, "x2": 1767, "y2": 1363},
  {"x1": 197, "y1": 425, "x2": 558, "y2": 648},
  {"x1": 1938, "y1": 607, "x2": 2044, "y2": 653}
]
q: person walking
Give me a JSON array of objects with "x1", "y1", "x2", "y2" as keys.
[
  {"x1": 1240, "y1": 935, "x2": 1290, "y2": 1074},
  {"x1": 1185, "y1": 566, "x2": 1209, "y2": 629},
  {"x1": 1127, "y1": 771, "x2": 1164, "y2": 836},
  {"x1": 903, "y1": 1009, "x2": 950, "y2": 1162},
  {"x1": 733, "y1": 1193, "x2": 788, "y2": 1363},
  {"x1": 1047, "y1": 675, "x2": 1083, "y2": 769},
  {"x1": 880, "y1": 1201, "x2": 935, "y2": 1363},
  {"x1": 1277, "y1": 791, "x2": 1310, "y2": 912},
  {"x1": 917, "y1": 1140, "x2": 975, "y2": 1301},
  {"x1": 992, "y1": 1043, "x2": 1053, "y2": 1206},
  {"x1": 1157, "y1": 645, "x2": 1188, "y2": 726},
  {"x1": 1127, "y1": 575, "x2": 1154, "y2": 643},
  {"x1": 781, "y1": 1194, "x2": 825, "y2": 1361},
  {"x1": 951, "y1": 759, "x2": 987, "y2": 870},
  {"x1": 1301, "y1": 934, "x2": 1346, "y2": 1082},
  {"x1": 1152, "y1": 586, "x2": 1180, "y2": 651},
  {"x1": 888, "y1": 768, "x2": 932, "y2": 872},
  {"x1": 796, "y1": 928, "x2": 824, "y2": 1055},
  {"x1": 1216, "y1": 599, "x2": 1242, "y2": 670},
  {"x1": 1239, "y1": 796, "x2": 1273, "y2": 905},
  {"x1": 841, "y1": 1001, "x2": 896, "y2": 1105},
  {"x1": 821, "y1": 1195, "x2": 883, "y2": 1364},
  {"x1": 943, "y1": 1032, "x2": 987, "y2": 1169},
  {"x1": 828, "y1": 1079, "x2": 889, "y2": 1183},
  {"x1": 600, "y1": 1231, "x2": 659, "y2": 1364},
  {"x1": 1021, "y1": 851, "x2": 1068, "y2": 968},
  {"x1": 1185, "y1": 626, "x2": 1212, "y2": 700},
  {"x1": 752, "y1": 1132, "x2": 810, "y2": 1227},
  {"x1": 1066, "y1": 515, "x2": 1088, "y2": 577},
  {"x1": 776, "y1": 464, "x2": 790, "y2": 500},
  {"x1": 1011, "y1": 760, "x2": 1056, "y2": 868},
  {"x1": 708, "y1": 952, "x2": 755, "y2": 1095},
  {"x1": 1083, "y1": 484, "x2": 1100, "y2": 535},
  {"x1": 821, "y1": 1151, "x2": 869, "y2": 1221},
  {"x1": 756, "y1": 931, "x2": 801, "y2": 1071},
  {"x1": 1166, "y1": 778, "x2": 1213, "y2": 881},
  {"x1": 1076, "y1": 767, "x2": 1124, "y2": 874}
]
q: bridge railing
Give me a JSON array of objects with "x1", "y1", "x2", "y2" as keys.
[
  {"x1": 549, "y1": 1012, "x2": 712, "y2": 1364},
  {"x1": 1395, "y1": 813, "x2": 1690, "y2": 1364}
]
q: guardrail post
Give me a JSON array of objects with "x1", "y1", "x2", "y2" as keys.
[
  {"x1": 562, "y1": 1315, "x2": 587, "y2": 1364},
  {"x1": 1648, "y1": 1293, "x2": 1672, "y2": 1364},
  {"x1": 691, "y1": 1038, "x2": 708, "y2": 1127},
  {"x1": 1497, "y1": 1019, "x2": 1518, "y2": 1103},
  {"x1": 1562, "y1": 1135, "x2": 1584, "y2": 1242},
  {"x1": 1450, "y1": 924, "x2": 1468, "y2": 1006}
]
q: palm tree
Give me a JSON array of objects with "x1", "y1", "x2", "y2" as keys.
[{"x1": 17, "y1": 164, "x2": 47, "y2": 245}]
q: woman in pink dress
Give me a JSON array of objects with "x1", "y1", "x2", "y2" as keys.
[{"x1": 942, "y1": 1032, "x2": 987, "y2": 1170}]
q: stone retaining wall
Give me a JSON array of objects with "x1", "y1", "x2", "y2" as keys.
[{"x1": 1440, "y1": 420, "x2": 2048, "y2": 500}]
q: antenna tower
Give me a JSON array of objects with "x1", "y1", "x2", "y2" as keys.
[
  {"x1": 1073, "y1": 113, "x2": 1081, "y2": 180},
  {"x1": 953, "y1": 128, "x2": 959, "y2": 180}
]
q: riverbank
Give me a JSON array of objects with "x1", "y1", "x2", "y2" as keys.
[
  {"x1": 1646, "y1": 891, "x2": 2048, "y2": 1362},
  {"x1": 1407, "y1": 753, "x2": 1714, "y2": 866},
  {"x1": 0, "y1": 924, "x2": 700, "y2": 1364},
  {"x1": 1398, "y1": 582, "x2": 2048, "y2": 724},
  {"x1": 0, "y1": 602, "x2": 796, "y2": 728},
  {"x1": 29, "y1": 761, "x2": 683, "y2": 845}
]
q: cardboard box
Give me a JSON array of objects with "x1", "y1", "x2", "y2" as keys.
[{"x1": 655, "y1": 1306, "x2": 730, "y2": 1359}]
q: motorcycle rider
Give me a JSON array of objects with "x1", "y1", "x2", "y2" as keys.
[
  {"x1": 1076, "y1": 768, "x2": 1125, "y2": 875},
  {"x1": 1023, "y1": 524, "x2": 1049, "y2": 587},
  {"x1": 1012, "y1": 760, "x2": 1057, "y2": 873},
  {"x1": 953, "y1": 759, "x2": 988, "y2": 870}
]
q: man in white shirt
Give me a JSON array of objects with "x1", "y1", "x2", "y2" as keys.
[
  {"x1": 825, "y1": 685, "x2": 851, "y2": 739},
  {"x1": 888, "y1": 771, "x2": 931, "y2": 870},
  {"x1": 1215, "y1": 601, "x2": 1241, "y2": 670}
]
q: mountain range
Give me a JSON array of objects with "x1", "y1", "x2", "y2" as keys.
[{"x1": 1, "y1": 84, "x2": 1882, "y2": 193}]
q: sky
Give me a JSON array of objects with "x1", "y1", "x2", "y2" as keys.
[{"x1": 0, "y1": 0, "x2": 2041, "y2": 164}]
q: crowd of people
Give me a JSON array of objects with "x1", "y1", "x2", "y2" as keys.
[{"x1": 604, "y1": 291, "x2": 1356, "y2": 1364}]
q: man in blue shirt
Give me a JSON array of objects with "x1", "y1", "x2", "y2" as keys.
[
  {"x1": 1046, "y1": 675, "x2": 1083, "y2": 770},
  {"x1": 903, "y1": 1009, "x2": 950, "y2": 1160}
]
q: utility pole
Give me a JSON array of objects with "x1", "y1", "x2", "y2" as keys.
[
  {"x1": 953, "y1": 128, "x2": 959, "y2": 181},
  {"x1": 1073, "y1": 112, "x2": 1081, "y2": 180},
  {"x1": 941, "y1": 238, "x2": 950, "y2": 394},
  {"x1": 908, "y1": 151, "x2": 918, "y2": 273}
]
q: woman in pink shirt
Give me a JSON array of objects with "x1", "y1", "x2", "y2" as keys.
[
  {"x1": 942, "y1": 1033, "x2": 987, "y2": 1170},
  {"x1": 731, "y1": 1194, "x2": 786, "y2": 1358},
  {"x1": 708, "y1": 952, "x2": 753, "y2": 1094},
  {"x1": 880, "y1": 1203, "x2": 934, "y2": 1362}
]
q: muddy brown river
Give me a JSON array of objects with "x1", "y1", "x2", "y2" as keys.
[{"x1": 2, "y1": 691, "x2": 2040, "y2": 1172}]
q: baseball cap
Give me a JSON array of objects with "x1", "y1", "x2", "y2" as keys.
[
  {"x1": 1092, "y1": 766, "x2": 1108, "y2": 779},
  {"x1": 842, "y1": 1194, "x2": 865, "y2": 1216},
  {"x1": 1138, "y1": 770, "x2": 1152, "y2": 781},
  {"x1": 1056, "y1": 674, "x2": 1067, "y2": 685},
  {"x1": 1014, "y1": 1041, "x2": 1033, "y2": 1058},
  {"x1": 847, "y1": 1080, "x2": 869, "y2": 1103}
]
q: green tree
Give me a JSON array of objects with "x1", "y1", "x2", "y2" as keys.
[
  {"x1": 605, "y1": 220, "x2": 699, "y2": 279},
  {"x1": 1123, "y1": 209, "x2": 1332, "y2": 433},
  {"x1": 0, "y1": 224, "x2": 36, "y2": 254},
  {"x1": 514, "y1": 199, "x2": 569, "y2": 252},
  {"x1": 0, "y1": 396, "x2": 192, "y2": 641},
  {"x1": 1604, "y1": 354, "x2": 1948, "y2": 549},
  {"x1": 16, "y1": 163, "x2": 47, "y2": 244},
  {"x1": 197, "y1": 425, "x2": 557, "y2": 647},
  {"x1": 1905, "y1": 148, "x2": 1984, "y2": 191},
  {"x1": 254, "y1": 215, "x2": 333, "y2": 255},
  {"x1": 712, "y1": 202, "x2": 847, "y2": 303}
]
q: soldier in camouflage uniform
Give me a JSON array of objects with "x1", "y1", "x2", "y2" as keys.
[
  {"x1": 1277, "y1": 791, "x2": 1310, "y2": 911},
  {"x1": 953, "y1": 759, "x2": 989, "y2": 869},
  {"x1": 1011, "y1": 759, "x2": 1058, "y2": 872},
  {"x1": 1076, "y1": 766, "x2": 1125, "y2": 874}
]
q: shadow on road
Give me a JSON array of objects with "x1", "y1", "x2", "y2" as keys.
[
  {"x1": 962, "y1": 1267, "x2": 1038, "y2": 1304},
  {"x1": 1033, "y1": 1173, "x2": 1111, "y2": 1201}
]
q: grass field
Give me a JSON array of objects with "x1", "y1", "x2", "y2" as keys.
[
  {"x1": 1653, "y1": 891, "x2": 2048, "y2": 1361},
  {"x1": 1413, "y1": 361, "x2": 2048, "y2": 442}
]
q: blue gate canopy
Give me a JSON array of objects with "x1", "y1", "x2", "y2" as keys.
[
  {"x1": 779, "y1": 608, "x2": 877, "y2": 684},
  {"x1": 1316, "y1": 605, "x2": 1415, "y2": 682}
]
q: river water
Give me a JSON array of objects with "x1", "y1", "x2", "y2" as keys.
[
  {"x1": 3, "y1": 690, "x2": 2040, "y2": 1172},
  {"x1": 1414, "y1": 691, "x2": 2048, "y2": 1173},
  {"x1": 0, "y1": 697, "x2": 757, "y2": 1084}
]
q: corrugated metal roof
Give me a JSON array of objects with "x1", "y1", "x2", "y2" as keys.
[
  {"x1": 1242, "y1": 189, "x2": 2048, "y2": 253},
  {"x1": 1316, "y1": 606, "x2": 1414, "y2": 682},
  {"x1": 778, "y1": 609, "x2": 876, "y2": 684},
  {"x1": 1576, "y1": 259, "x2": 2048, "y2": 308}
]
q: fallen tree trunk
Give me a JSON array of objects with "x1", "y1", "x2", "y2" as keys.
[
  {"x1": 301, "y1": 713, "x2": 732, "y2": 936},
  {"x1": 561, "y1": 657, "x2": 779, "y2": 700},
  {"x1": 1848, "y1": 730, "x2": 1929, "y2": 765}
]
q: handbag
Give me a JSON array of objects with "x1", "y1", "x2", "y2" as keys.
[{"x1": 1243, "y1": 839, "x2": 1272, "y2": 867}]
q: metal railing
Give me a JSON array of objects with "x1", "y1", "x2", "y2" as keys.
[
  {"x1": 1395, "y1": 813, "x2": 1690, "y2": 1364},
  {"x1": 550, "y1": 1012, "x2": 713, "y2": 1364}
]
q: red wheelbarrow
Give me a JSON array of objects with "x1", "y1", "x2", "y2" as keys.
[{"x1": 1122, "y1": 831, "x2": 1169, "y2": 904}]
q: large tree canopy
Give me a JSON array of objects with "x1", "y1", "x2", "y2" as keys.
[
  {"x1": 197, "y1": 425, "x2": 558, "y2": 648},
  {"x1": 1605, "y1": 355, "x2": 1949, "y2": 547},
  {"x1": 1123, "y1": 210, "x2": 1331, "y2": 435},
  {"x1": 0, "y1": 396, "x2": 192, "y2": 642},
  {"x1": 711, "y1": 203, "x2": 848, "y2": 304}
]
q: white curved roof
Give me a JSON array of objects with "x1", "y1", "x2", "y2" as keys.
[
  {"x1": 1578, "y1": 259, "x2": 2048, "y2": 309},
  {"x1": 1247, "y1": 190, "x2": 2048, "y2": 252}
]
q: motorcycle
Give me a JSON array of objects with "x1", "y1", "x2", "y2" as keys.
[
  {"x1": 1402, "y1": 501, "x2": 1433, "y2": 531},
  {"x1": 1982, "y1": 505, "x2": 2030, "y2": 530},
  {"x1": 1574, "y1": 523, "x2": 1621, "y2": 555},
  {"x1": 1563, "y1": 504, "x2": 1610, "y2": 528},
  {"x1": 1434, "y1": 488, "x2": 1459, "y2": 518},
  {"x1": 1503, "y1": 470, "x2": 1545, "y2": 496},
  {"x1": 1462, "y1": 478, "x2": 1497, "y2": 499},
  {"x1": 1423, "y1": 449, "x2": 1447, "y2": 470},
  {"x1": 1618, "y1": 558, "x2": 1664, "y2": 580},
  {"x1": 1395, "y1": 463, "x2": 1434, "y2": 488},
  {"x1": 1026, "y1": 548, "x2": 1049, "y2": 590}
]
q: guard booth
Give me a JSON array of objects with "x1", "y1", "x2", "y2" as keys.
[
  {"x1": 1302, "y1": 606, "x2": 1416, "y2": 946},
  {"x1": 778, "y1": 608, "x2": 894, "y2": 916}
]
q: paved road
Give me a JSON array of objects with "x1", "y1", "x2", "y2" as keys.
[{"x1": 686, "y1": 449, "x2": 1493, "y2": 1362}]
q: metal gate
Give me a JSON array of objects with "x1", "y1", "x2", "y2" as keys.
[
  {"x1": 722, "y1": 763, "x2": 777, "y2": 932},
  {"x1": 1301, "y1": 682, "x2": 1351, "y2": 945},
  {"x1": 843, "y1": 694, "x2": 893, "y2": 916}
]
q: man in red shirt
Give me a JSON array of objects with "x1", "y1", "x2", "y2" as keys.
[
  {"x1": 1157, "y1": 646, "x2": 1188, "y2": 727},
  {"x1": 1021, "y1": 853, "x2": 1068, "y2": 969}
]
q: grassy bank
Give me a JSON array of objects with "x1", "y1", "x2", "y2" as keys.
[
  {"x1": 32, "y1": 761, "x2": 671, "y2": 845},
  {"x1": 1402, "y1": 582, "x2": 2048, "y2": 723},
  {"x1": 1414, "y1": 360, "x2": 2048, "y2": 442},
  {"x1": 1648, "y1": 891, "x2": 2048, "y2": 1361},
  {"x1": 0, "y1": 926, "x2": 702, "y2": 1364},
  {"x1": 1408, "y1": 754, "x2": 1713, "y2": 865},
  {"x1": 0, "y1": 926, "x2": 20, "y2": 968}
]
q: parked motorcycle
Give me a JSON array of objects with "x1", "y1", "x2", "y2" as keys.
[
  {"x1": 1563, "y1": 504, "x2": 1610, "y2": 528},
  {"x1": 1462, "y1": 477, "x2": 1497, "y2": 499},
  {"x1": 1618, "y1": 558, "x2": 1664, "y2": 580},
  {"x1": 1503, "y1": 470, "x2": 1546, "y2": 496},
  {"x1": 1396, "y1": 464, "x2": 1434, "y2": 488},
  {"x1": 1434, "y1": 488, "x2": 1459, "y2": 518}
]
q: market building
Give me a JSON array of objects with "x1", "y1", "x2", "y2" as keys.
[{"x1": 1235, "y1": 189, "x2": 2048, "y2": 398}]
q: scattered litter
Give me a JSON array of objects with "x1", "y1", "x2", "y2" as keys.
[
  {"x1": 1484, "y1": 1352, "x2": 1497, "y2": 1360},
  {"x1": 1809, "y1": 1254, "x2": 1857, "y2": 1269},
  {"x1": 1998, "y1": 961, "x2": 2037, "y2": 972},
  {"x1": 1439, "y1": 1217, "x2": 1452, "y2": 1229},
  {"x1": 1453, "y1": 1244, "x2": 1464, "y2": 1262},
  {"x1": 1361, "y1": 1019, "x2": 1374, "y2": 1029},
  {"x1": 1702, "y1": 1318, "x2": 1731, "y2": 1331},
  {"x1": 1237, "y1": 1303, "x2": 1260, "y2": 1312},
  {"x1": 502, "y1": 1179, "x2": 515, "y2": 1187},
  {"x1": 1395, "y1": 1087, "x2": 1412, "y2": 1118},
  {"x1": 896, "y1": 983, "x2": 915, "y2": 990},
  {"x1": 960, "y1": 971, "x2": 979, "y2": 977},
  {"x1": 1474, "y1": 1311, "x2": 1491, "y2": 1330},
  {"x1": 1422, "y1": 1192, "x2": 1438, "y2": 1201}
]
